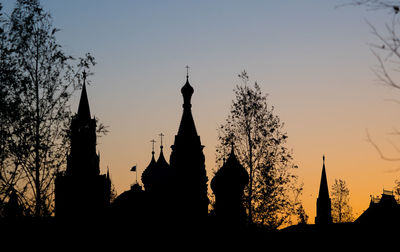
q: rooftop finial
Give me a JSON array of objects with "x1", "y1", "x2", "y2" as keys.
[
  {"x1": 323, "y1": 155, "x2": 325, "y2": 165},
  {"x1": 82, "y1": 70, "x2": 87, "y2": 85},
  {"x1": 150, "y1": 139, "x2": 156, "y2": 154},
  {"x1": 159, "y1": 133, "x2": 164, "y2": 149},
  {"x1": 185, "y1": 65, "x2": 190, "y2": 81}
]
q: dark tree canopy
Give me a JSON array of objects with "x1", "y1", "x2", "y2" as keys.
[
  {"x1": 0, "y1": 0, "x2": 95, "y2": 217},
  {"x1": 216, "y1": 71, "x2": 303, "y2": 229}
]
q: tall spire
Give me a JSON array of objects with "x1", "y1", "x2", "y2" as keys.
[
  {"x1": 170, "y1": 66, "x2": 209, "y2": 220},
  {"x1": 315, "y1": 155, "x2": 332, "y2": 225},
  {"x1": 77, "y1": 70, "x2": 91, "y2": 120},
  {"x1": 318, "y1": 155, "x2": 329, "y2": 199}
]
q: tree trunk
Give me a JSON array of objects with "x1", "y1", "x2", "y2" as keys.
[
  {"x1": 248, "y1": 140, "x2": 253, "y2": 224},
  {"x1": 34, "y1": 41, "x2": 41, "y2": 217}
]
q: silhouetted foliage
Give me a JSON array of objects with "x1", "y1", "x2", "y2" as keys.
[
  {"x1": 331, "y1": 179, "x2": 354, "y2": 223},
  {"x1": 394, "y1": 180, "x2": 400, "y2": 198},
  {"x1": 0, "y1": 0, "x2": 95, "y2": 217},
  {"x1": 216, "y1": 70, "x2": 303, "y2": 229},
  {"x1": 296, "y1": 204, "x2": 308, "y2": 225}
]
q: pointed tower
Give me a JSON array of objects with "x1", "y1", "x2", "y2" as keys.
[
  {"x1": 169, "y1": 69, "x2": 209, "y2": 220},
  {"x1": 66, "y1": 72, "x2": 99, "y2": 177},
  {"x1": 55, "y1": 71, "x2": 111, "y2": 219},
  {"x1": 315, "y1": 155, "x2": 332, "y2": 225}
]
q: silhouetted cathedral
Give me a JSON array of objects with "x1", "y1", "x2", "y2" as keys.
[
  {"x1": 315, "y1": 155, "x2": 332, "y2": 225},
  {"x1": 55, "y1": 73, "x2": 111, "y2": 219},
  {"x1": 110, "y1": 73, "x2": 210, "y2": 225},
  {"x1": 4, "y1": 67, "x2": 400, "y2": 241}
]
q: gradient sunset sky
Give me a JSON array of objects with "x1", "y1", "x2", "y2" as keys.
[{"x1": 5, "y1": 0, "x2": 400, "y2": 223}]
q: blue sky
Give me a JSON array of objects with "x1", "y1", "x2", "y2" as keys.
[{"x1": 3, "y1": 0, "x2": 399, "y2": 221}]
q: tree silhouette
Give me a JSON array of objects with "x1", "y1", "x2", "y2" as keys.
[
  {"x1": 216, "y1": 70, "x2": 303, "y2": 229},
  {"x1": 348, "y1": 1, "x2": 400, "y2": 189},
  {"x1": 0, "y1": 0, "x2": 95, "y2": 217},
  {"x1": 331, "y1": 179, "x2": 354, "y2": 223}
]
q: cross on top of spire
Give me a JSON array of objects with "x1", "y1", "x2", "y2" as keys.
[
  {"x1": 185, "y1": 65, "x2": 190, "y2": 80},
  {"x1": 150, "y1": 139, "x2": 156, "y2": 153},
  {"x1": 159, "y1": 133, "x2": 164, "y2": 148},
  {"x1": 82, "y1": 70, "x2": 87, "y2": 85}
]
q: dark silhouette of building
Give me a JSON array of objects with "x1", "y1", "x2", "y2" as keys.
[
  {"x1": 111, "y1": 183, "x2": 146, "y2": 224},
  {"x1": 315, "y1": 155, "x2": 332, "y2": 225},
  {"x1": 211, "y1": 144, "x2": 249, "y2": 226},
  {"x1": 355, "y1": 190, "x2": 400, "y2": 227},
  {"x1": 55, "y1": 72, "x2": 111, "y2": 219},
  {"x1": 169, "y1": 72, "x2": 209, "y2": 221},
  {"x1": 141, "y1": 137, "x2": 174, "y2": 223}
]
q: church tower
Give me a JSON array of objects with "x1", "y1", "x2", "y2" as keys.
[
  {"x1": 169, "y1": 69, "x2": 209, "y2": 220},
  {"x1": 315, "y1": 155, "x2": 332, "y2": 225},
  {"x1": 55, "y1": 72, "x2": 111, "y2": 219},
  {"x1": 66, "y1": 72, "x2": 99, "y2": 177}
]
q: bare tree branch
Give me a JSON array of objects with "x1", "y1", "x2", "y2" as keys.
[{"x1": 366, "y1": 129, "x2": 400, "y2": 160}]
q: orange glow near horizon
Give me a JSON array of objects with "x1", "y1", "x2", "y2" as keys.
[{"x1": 8, "y1": 0, "x2": 400, "y2": 224}]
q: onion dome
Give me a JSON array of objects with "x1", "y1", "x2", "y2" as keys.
[
  {"x1": 181, "y1": 75, "x2": 194, "y2": 108},
  {"x1": 156, "y1": 145, "x2": 170, "y2": 173},
  {"x1": 177, "y1": 75, "x2": 198, "y2": 138},
  {"x1": 211, "y1": 146, "x2": 249, "y2": 195},
  {"x1": 142, "y1": 136, "x2": 171, "y2": 192},
  {"x1": 141, "y1": 148, "x2": 157, "y2": 192}
]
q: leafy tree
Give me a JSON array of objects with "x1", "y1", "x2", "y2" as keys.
[
  {"x1": 331, "y1": 178, "x2": 354, "y2": 223},
  {"x1": 296, "y1": 204, "x2": 308, "y2": 225},
  {"x1": 0, "y1": 0, "x2": 95, "y2": 217},
  {"x1": 216, "y1": 70, "x2": 302, "y2": 229}
]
